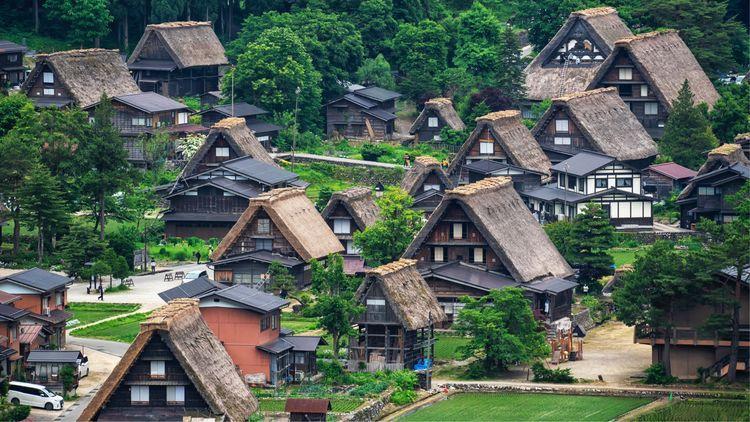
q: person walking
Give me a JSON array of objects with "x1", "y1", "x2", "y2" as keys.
[
  {"x1": 98, "y1": 284, "x2": 104, "y2": 301},
  {"x1": 150, "y1": 258, "x2": 156, "y2": 274},
  {"x1": 195, "y1": 251, "x2": 201, "y2": 264}
]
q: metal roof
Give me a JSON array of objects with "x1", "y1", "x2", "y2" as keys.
[
  {"x1": 0, "y1": 304, "x2": 29, "y2": 321},
  {"x1": 352, "y1": 86, "x2": 402, "y2": 102},
  {"x1": 18, "y1": 324, "x2": 43, "y2": 344},
  {"x1": 428, "y1": 262, "x2": 519, "y2": 292},
  {"x1": 526, "y1": 277, "x2": 578, "y2": 294},
  {"x1": 27, "y1": 350, "x2": 83, "y2": 364},
  {"x1": 166, "y1": 177, "x2": 262, "y2": 199},
  {"x1": 211, "y1": 103, "x2": 268, "y2": 117},
  {"x1": 522, "y1": 186, "x2": 586, "y2": 202},
  {"x1": 464, "y1": 160, "x2": 546, "y2": 176},
  {"x1": 362, "y1": 108, "x2": 397, "y2": 121},
  {"x1": 114, "y1": 92, "x2": 189, "y2": 113},
  {"x1": 221, "y1": 156, "x2": 300, "y2": 185},
  {"x1": 256, "y1": 337, "x2": 294, "y2": 354},
  {"x1": 0, "y1": 40, "x2": 27, "y2": 53},
  {"x1": 158, "y1": 276, "x2": 225, "y2": 302},
  {"x1": 201, "y1": 284, "x2": 289, "y2": 313},
  {"x1": 646, "y1": 162, "x2": 697, "y2": 181},
  {"x1": 551, "y1": 151, "x2": 615, "y2": 177},
  {"x1": 718, "y1": 265, "x2": 750, "y2": 285},
  {"x1": 0, "y1": 291, "x2": 20, "y2": 305},
  {"x1": 247, "y1": 122, "x2": 283, "y2": 134},
  {"x1": 0, "y1": 268, "x2": 72, "y2": 293},
  {"x1": 335, "y1": 93, "x2": 378, "y2": 109},
  {"x1": 279, "y1": 336, "x2": 325, "y2": 352}
]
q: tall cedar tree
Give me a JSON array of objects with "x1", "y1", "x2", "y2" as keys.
[
  {"x1": 696, "y1": 181, "x2": 750, "y2": 382},
  {"x1": 710, "y1": 83, "x2": 750, "y2": 144},
  {"x1": 614, "y1": 241, "x2": 705, "y2": 377},
  {"x1": 19, "y1": 165, "x2": 69, "y2": 262},
  {"x1": 355, "y1": 54, "x2": 397, "y2": 90},
  {"x1": 568, "y1": 203, "x2": 615, "y2": 293},
  {"x1": 78, "y1": 94, "x2": 132, "y2": 240},
  {"x1": 392, "y1": 20, "x2": 450, "y2": 101},
  {"x1": 455, "y1": 288, "x2": 550, "y2": 373},
  {"x1": 44, "y1": 0, "x2": 113, "y2": 47},
  {"x1": 660, "y1": 80, "x2": 719, "y2": 170},
  {"x1": 355, "y1": 0, "x2": 399, "y2": 58},
  {"x1": 353, "y1": 188, "x2": 424, "y2": 266},
  {"x1": 309, "y1": 254, "x2": 364, "y2": 359},
  {"x1": 453, "y1": 2, "x2": 504, "y2": 88},
  {"x1": 515, "y1": 0, "x2": 595, "y2": 50},
  {"x1": 58, "y1": 223, "x2": 107, "y2": 279},
  {"x1": 497, "y1": 24, "x2": 527, "y2": 102}
]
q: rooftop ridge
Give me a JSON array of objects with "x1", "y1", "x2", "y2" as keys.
[
  {"x1": 148, "y1": 21, "x2": 211, "y2": 29},
  {"x1": 573, "y1": 6, "x2": 617, "y2": 17},
  {"x1": 709, "y1": 143, "x2": 741, "y2": 156},
  {"x1": 212, "y1": 117, "x2": 246, "y2": 129},
  {"x1": 476, "y1": 110, "x2": 521, "y2": 122},
  {"x1": 369, "y1": 259, "x2": 417, "y2": 276},
  {"x1": 615, "y1": 29, "x2": 677, "y2": 46},
  {"x1": 734, "y1": 132, "x2": 750, "y2": 141},
  {"x1": 553, "y1": 87, "x2": 617, "y2": 102},
  {"x1": 142, "y1": 299, "x2": 198, "y2": 331},
  {"x1": 334, "y1": 186, "x2": 372, "y2": 200},
  {"x1": 39, "y1": 48, "x2": 119, "y2": 59},
  {"x1": 425, "y1": 97, "x2": 453, "y2": 106},
  {"x1": 414, "y1": 156, "x2": 441, "y2": 166},
  {"x1": 251, "y1": 187, "x2": 305, "y2": 204},
  {"x1": 447, "y1": 176, "x2": 511, "y2": 197}
]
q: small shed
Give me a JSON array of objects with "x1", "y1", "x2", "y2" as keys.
[
  {"x1": 26, "y1": 350, "x2": 85, "y2": 392},
  {"x1": 285, "y1": 398, "x2": 331, "y2": 422}
]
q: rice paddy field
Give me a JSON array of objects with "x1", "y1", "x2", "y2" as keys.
[
  {"x1": 401, "y1": 393, "x2": 652, "y2": 421},
  {"x1": 636, "y1": 398, "x2": 750, "y2": 421}
]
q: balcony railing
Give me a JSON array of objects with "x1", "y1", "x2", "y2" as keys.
[{"x1": 635, "y1": 324, "x2": 750, "y2": 345}]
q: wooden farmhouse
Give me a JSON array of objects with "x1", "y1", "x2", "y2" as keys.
[
  {"x1": 321, "y1": 187, "x2": 380, "y2": 273},
  {"x1": 0, "y1": 40, "x2": 27, "y2": 87},
  {"x1": 401, "y1": 156, "x2": 454, "y2": 215},
  {"x1": 409, "y1": 98, "x2": 466, "y2": 143},
  {"x1": 21, "y1": 49, "x2": 140, "y2": 109},
  {"x1": 210, "y1": 188, "x2": 344, "y2": 288},
  {"x1": 127, "y1": 21, "x2": 228, "y2": 97},
  {"x1": 162, "y1": 118, "x2": 302, "y2": 240},
  {"x1": 523, "y1": 7, "x2": 632, "y2": 104},
  {"x1": 285, "y1": 398, "x2": 331, "y2": 422},
  {"x1": 524, "y1": 151, "x2": 655, "y2": 229},
  {"x1": 200, "y1": 90, "x2": 223, "y2": 108},
  {"x1": 196, "y1": 102, "x2": 283, "y2": 149},
  {"x1": 446, "y1": 110, "x2": 551, "y2": 188},
  {"x1": 735, "y1": 132, "x2": 750, "y2": 159},
  {"x1": 531, "y1": 88, "x2": 658, "y2": 169},
  {"x1": 326, "y1": 86, "x2": 401, "y2": 140},
  {"x1": 634, "y1": 266, "x2": 749, "y2": 380},
  {"x1": 641, "y1": 162, "x2": 697, "y2": 200},
  {"x1": 159, "y1": 281, "x2": 324, "y2": 386},
  {"x1": 79, "y1": 299, "x2": 258, "y2": 421},
  {"x1": 586, "y1": 30, "x2": 719, "y2": 138},
  {"x1": 402, "y1": 178, "x2": 576, "y2": 327},
  {"x1": 349, "y1": 259, "x2": 445, "y2": 375},
  {"x1": 677, "y1": 144, "x2": 750, "y2": 229}
]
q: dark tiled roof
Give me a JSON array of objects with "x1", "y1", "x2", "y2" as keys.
[
  {"x1": 0, "y1": 304, "x2": 29, "y2": 321},
  {"x1": 247, "y1": 122, "x2": 283, "y2": 134},
  {"x1": 338, "y1": 93, "x2": 377, "y2": 109},
  {"x1": 465, "y1": 160, "x2": 546, "y2": 176},
  {"x1": 0, "y1": 40, "x2": 27, "y2": 53},
  {"x1": 114, "y1": 92, "x2": 189, "y2": 113},
  {"x1": 27, "y1": 350, "x2": 83, "y2": 363},
  {"x1": 128, "y1": 59, "x2": 177, "y2": 71},
  {"x1": 362, "y1": 108, "x2": 397, "y2": 121},
  {"x1": 353, "y1": 86, "x2": 402, "y2": 102},
  {"x1": 33, "y1": 309, "x2": 72, "y2": 325},
  {"x1": 551, "y1": 151, "x2": 615, "y2": 177},
  {"x1": 167, "y1": 177, "x2": 262, "y2": 199},
  {"x1": 1, "y1": 268, "x2": 71, "y2": 293},
  {"x1": 279, "y1": 336, "x2": 325, "y2": 352},
  {"x1": 0, "y1": 346, "x2": 17, "y2": 359},
  {"x1": 221, "y1": 156, "x2": 300, "y2": 185},
  {"x1": 0, "y1": 291, "x2": 20, "y2": 305},
  {"x1": 202, "y1": 284, "x2": 289, "y2": 313},
  {"x1": 256, "y1": 337, "x2": 294, "y2": 354},
  {"x1": 428, "y1": 262, "x2": 519, "y2": 292},
  {"x1": 212, "y1": 103, "x2": 268, "y2": 117},
  {"x1": 526, "y1": 277, "x2": 578, "y2": 294},
  {"x1": 158, "y1": 276, "x2": 225, "y2": 302},
  {"x1": 522, "y1": 186, "x2": 586, "y2": 202}
]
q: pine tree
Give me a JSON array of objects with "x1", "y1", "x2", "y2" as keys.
[
  {"x1": 660, "y1": 80, "x2": 719, "y2": 169},
  {"x1": 568, "y1": 203, "x2": 615, "y2": 293},
  {"x1": 19, "y1": 165, "x2": 69, "y2": 262},
  {"x1": 497, "y1": 24, "x2": 527, "y2": 102}
]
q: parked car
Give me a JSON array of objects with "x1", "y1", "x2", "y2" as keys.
[
  {"x1": 78, "y1": 355, "x2": 89, "y2": 378},
  {"x1": 184, "y1": 269, "x2": 208, "y2": 282},
  {"x1": 8, "y1": 381, "x2": 64, "y2": 410}
]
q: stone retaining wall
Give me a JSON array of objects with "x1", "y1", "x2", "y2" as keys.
[
  {"x1": 630, "y1": 231, "x2": 702, "y2": 244},
  {"x1": 340, "y1": 388, "x2": 395, "y2": 422}
]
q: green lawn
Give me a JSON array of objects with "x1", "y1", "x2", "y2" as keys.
[
  {"x1": 281, "y1": 315, "x2": 320, "y2": 334},
  {"x1": 636, "y1": 399, "x2": 750, "y2": 421},
  {"x1": 66, "y1": 302, "x2": 141, "y2": 328},
  {"x1": 70, "y1": 312, "x2": 151, "y2": 343},
  {"x1": 259, "y1": 397, "x2": 363, "y2": 413},
  {"x1": 608, "y1": 246, "x2": 646, "y2": 268},
  {"x1": 401, "y1": 393, "x2": 652, "y2": 421},
  {"x1": 434, "y1": 334, "x2": 471, "y2": 361},
  {"x1": 281, "y1": 163, "x2": 354, "y2": 202}
]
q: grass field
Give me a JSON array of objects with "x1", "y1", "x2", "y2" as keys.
[
  {"x1": 401, "y1": 393, "x2": 652, "y2": 421},
  {"x1": 281, "y1": 315, "x2": 320, "y2": 334},
  {"x1": 608, "y1": 246, "x2": 646, "y2": 268},
  {"x1": 71, "y1": 312, "x2": 151, "y2": 343},
  {"x1": 636, "y1": 399, "x2": 750, "y2": 421},
  {"x1": 66, "y1": 302, "x2": 141, "y2": 328},
  {"x1": 434, "y1": 334, "x2": 470, "y2": 361},
  {"x1": 259, "y1": 397, "x2": 363, "y2": 412}
]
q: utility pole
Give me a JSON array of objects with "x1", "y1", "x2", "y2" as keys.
[
  {"x1": 231, "y1": 67, "x2": 235, "y2": 117},
  {"x1": 292, "y1": 86, "x2": 300, "y2": 172}
]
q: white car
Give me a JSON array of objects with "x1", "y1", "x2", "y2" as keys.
[
  {"x1": 8, "y1": 381, "x2": 64, "y2": 410},
  {"x1": 183, "y1": 269, "x2": 207, "y2": 283},
  {"x1": 78, "y1": 355, "x2": 89, "y2": 378}
]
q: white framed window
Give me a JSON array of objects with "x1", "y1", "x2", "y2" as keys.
[
  {"x1": 257, "y1": 135, "x2": 270, "y2": 142},
  {"x1": 43, "y1": 72, "x2": 54, "y2": 84},
  {"x1": 223, "y1": 191, "x2": 235, "y2": 197},
  {"x1": 132, "y1": 117, "x2": 147, "y2": 126},
  {"x1": 618, "y1": 67, "x2": 633, "y2": 80},
  {"x1": 333, "y1": 219, "x2": 351, "y2": 234},
  {"x1": 698, "y1": 186, "x2": 718, "y2": 195},
  {"x1": 644, "y1": 102, "x2": 658, "y2": 115},
  {"x1": 215, "y1": 147, "x2": 230, "y2": 157},
  {"x1": 257, "y1": 218, "x2": 270, "y2": 234},
  {"x1": 452, "y1": 223, "x2": 464, "y2": 239},
  {"x1": 427, "y1": 117, "x2": 439, "y2": 128},
  {"x1": 640, "y1": 85, "x2": 649, "y2": 97},
  {"x1": 295, "y1": 353, "x2": 305, "y2": 364},
  {"x1": 43, "y1": 88, "x2": 54, "y2": 96},
  {"x1": 177, "y1": 112, "x2": 188, "y2": 125},
  {"x1": 424, "y1": 184, "x2": 441, "y2": 191},
  {"x1": 554, "y1": 137, "x2": 571, "y2": 145},
  {"x1": 346, "y1": 240, "x2": 360, "y2": 255},
  {"x1": 558, "y1": 174, "x2": 566, "y2": 188},
  {"x1": 433, "y1": 134, "x2": 441, "y2": 141},
  {"x1": 433, "y1": 247, "x2": 444, "y2": 262},
  {"x1": 184, "y1": 190, "x2": 198, "y2": 196},
  {"x1": 167, "y1": 386, "x2": 185, "y2": 404},
  {"x1": 479, "y1": 141, "x2": 494, "y2": 155},
  {"x1": 555, "y1": 119, "x2": 569, "y2": 133},
  {"x1": 472, "y1": 247, "x2": 484, "y2": 263},
  {"x1": 616, "y1": 178, "x2": 633, "y2": 188},
  {"x1": 131, "y1": 386, "x2": 149, "y2": 404},
  {"x1": 150, "y1": 361, "x2": 165, "y2": 377}
]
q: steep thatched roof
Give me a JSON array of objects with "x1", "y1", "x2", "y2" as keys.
[
  {"x1": 182, "y1": 117, "x2": 277, "y2": 177},
  {"x1": 588, "y1": 30, "x2": 719, "y2": 110},
  {"x1": 524, "y1": 7, "x2": 633, "y2": 101},
  {"x1": 403, "y1": 177, "x2": 573, "y2": 283},
  {"x1": 212, "y1": 188, "x2": 344, "y2": 262},
  {"x1": 447, "y1": 111, "x2": 551, "y2": 180},
  {"x1": 23, "y1": 49, "x2": 140, "y2": 109},
  {"x1": 532, "y1": 88, "x2": 657, "y2": 161},
  {"x1": 401, "y1": 156, "x2": 453, "y2": 196},
  {"x1": 735, "y1": 132, "x2": 750, "y2": 146},
  {"x1": 409, "y1": 98, "x2": 466, "y2": 134},
  {"x1": 321, "y1": 187, "x2": 380, "y2": 231},
  {"x1": 678, "y1": 143, "x2": 750, "y2": 200},
  {"x1": 356, "y1": 259, "x2": 445, "y2": 330},
  {"x1": 128, "y1": 21, "x2": 227, "y2": 69},
  {"x1": 79, "y1": 299, "x2": 257, "y2": 421}
]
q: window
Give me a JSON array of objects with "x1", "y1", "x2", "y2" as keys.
[
  {"x1": 271, "y1": 312, "x2": 278, "y2": 330},
  {"x1": 177, "y1": 112, "x2": 188, "y2": 125},
  {"x1": 222, "y1": 191, "x2": 235, "y2": 197},
  {"x1": 366, "y1": 299, "x2": 386, "y2": 321},
  {"x1": 618, "y1": 67, "x2": 633, "y2": 80},
  {"x1": 257, "y1": 135, "x2": 270, "y2": 142},
  {"x1": 452, "y1": 223, "x2": 465, "y2": 239},
  {"x1": 567, "y1": 176, "x2": 577, "y2": 190},
  {"x1": 558, "y1": 174, "x2": 566, "y2": 188},
  {"x1": 295, "y1": 353, "x2": 305, "y2": 364},
  {"x1": 346, "y1": 240, "x2": 360, "y2": 254},
  {"x1": 43, "y1": 88, "x2": 54, "y2": 96},
  {"x1": 424, "y1": 184, "x2": 441, "y2": 191},
  {"x1": 427, "y1": 117, "x2": 439, "y2": 127},
  {"x1": 616, "y1": 178, "x2": 633, "y2": 188},
  {"x1": 43, "y1": 72, "x2": 54, "y2": 84},
  {"x1": 698, "y1": 186, "x2": 719, "y2": 195},
  {"x1": 555, "y1": 119, "x2": 569, "y2": 133},
  {"x1": 433, "y1": 135, "x2": 441, "y2": 141},
  {"x1": 167, "y1": 386, "x2": 185, "y2": 404},
  {"x1": 479, "y1": 141, "x2": 494, "y2": 155},
  {"x1": 255, "y1": 238, "x2": 272, "y2": 251},
  {"x1": 8, "y1": 54, "x2": 17, "y2": 63},
  {"x1": 215, "y1": 147, "x2": 230, "y2": 157},
  {"x1": 618, "y1": 84, "x2": 632, "y2": 97},
  {"x1": 131, "y1": 386, "x2": 149, "y2": 404},
  {"x1": 471, "y1": 247, "x2": 485, "y2": 264},
  {"x1": 333, "y1": 219, "x2": 350, "y2": 234},
  {"x1": 184, "y1": 190, "x2": 198, "y2": 196},
  {"x1": 578, "y1": 177, "x2": 585, "y2": 192},
  {"x1": 132, "y1": 117, "x2": 147, "y2": 126},
  {"x1": 56, "y1": 292, "x2": 63, "y2": 306},
  {"x1": 257, "y1": 218, "x2": 270, "y2": 234},
  {"x1": 595, "y1": 178, "x2": 608, "y2": 189},
  {"x1": 644, "y1": 102, "x2": 658, "y2": 115},
  {"x1": 88, "y1": 117, "x2": 95, "y2": 124},
  {"x1": 432, "y1": 247, "x2": 444, "y2": 262},
  {"x1": 150, "y1": 361, "x2": 165, "y2": 377},
  {"x1": 261, "y1": 314, "x2": 271, "y2": 331},
  {"x1": 554, "y1": 136, "x2": 571, "y2": 145},
  {"x1": 640, "y1": 85, "x2": 649, "y2": 97}
]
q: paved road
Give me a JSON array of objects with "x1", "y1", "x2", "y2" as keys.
[{"x1": 68, "y1": 334, "x2": 129, "y2": 357}]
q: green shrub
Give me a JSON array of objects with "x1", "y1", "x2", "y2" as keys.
[
  {"x1": 173, "y1": 249, "x2": 189, "y2": 261},
  {"x1": 360, "y1": 143, "x2": 388, "y2": 161},
  {"x1": 531, "y1": 362, "x2": 576, "y2": 383},
  {"x1": 167, "y1": 237, "x2": 182, "y2": 245},
  {"x1": 644, "y1": 363, "x2": 677, "y2": 384},
  {"x1": 158, "y1": 247, "x2": 167, "y2": 256},
  {"x1": 186, "y1": 236, "x2": 203, "y2": 247},
  {"x1": 349, "y1": 371, "x2": 376, "y2": 385},
  {"x1": 390, "y1": 389, "x2": 417, "y2": 406},
  {"x1": 390, "y1": 370, "x2": 417, "y2": 390},
  {"x1": 0, "y1": 403, "x2": 31, "y2": 422},
  {"x1": 350, "y1": 381, "x2": 389, "y2": 397},
  {"x1": 318, "y1": 360, "x2": 349, "y2": 385}
]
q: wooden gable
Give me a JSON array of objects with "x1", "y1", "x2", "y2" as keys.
[
  {"x1": 193, "y1": 134, "x2": 240, "y2": 174},
  {"x1": 535, "y1": 108, "x2": 594, "y2": 152},
  {"x1": 324, "y1": 203, "x2": 358, "y2": 234},
  {"x1": 25, "y1": 63, "x2": 72, "y2": 103},
  {"x1": 358, "y1": 282, "x2": 401, "y2": 325},
  {"x1": 133, "y1": 31, "x2": 175, "y2": 63},
  {"x1": 226, "y1": 209, "x2": 299, "y2": 259},
  {"x1": 543, "y1": 20, "x2": 607, "y2": 67},
  {"x1": 466, "y1": 126, "x2": 507, "y2": 161}
]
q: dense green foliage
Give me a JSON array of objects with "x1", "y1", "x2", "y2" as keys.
[
  {"x1": 710, "y1": 83, "x2": 750, "y2": 144},
  {"x1": 531, "y1": 362, "x2": 576, "y2": 383},
  {"x1": 643, "y1": 362, "x2": 677, "y2": 384}
]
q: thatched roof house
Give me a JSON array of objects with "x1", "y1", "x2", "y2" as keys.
[
  {"x1": 409, "y1": 98, "x2": 466, "y2": 135},
  {"x1": 678, "y1": 143, "x2": 750, "y2": 201},
  {"x1": 212, "y1": 188, "x2": 343, "y2": 263},
  {"x1": 128, "y1": 21, "x2": 227, "y2": 70},
  {"x1": 524, "y1": 7, "x2": 633, "y2": 101},
  {"x1": 734, "y1": 132, "x2": 750, "y2": 159},
  {"x1": 587, "y1": 30, "x2": 719, "y2": 110},
  {"x1": 321, "y1": 187, "x2": 380, "y2": 230},
  {"x1": 447, "y1": 111, "x2": 551, "y2": 182},
  {"x1": 532, "y1": 87, "x2": 658, "y2": 163},
  {"x1": 404, "y1": 177, "x2": 573, "y2": 283},
  {"x1": 22, "y1": 49, "x2": 140, "y2": 109},
  {"x1": 401, "y1": 156, "x2": 453, "y2": 195},
  {"x1": 356, "y1": 259, "x2": 445, "y2": 330},
  {"x1": 79, "y1": 299, "x2": 257, "y2": 421}
]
